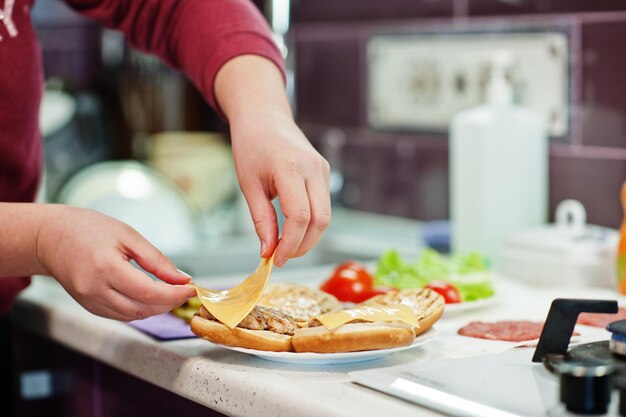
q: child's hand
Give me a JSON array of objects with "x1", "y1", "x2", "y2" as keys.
[{"x1": 37, "y1": 206, "x2": 196, "y2": 321}]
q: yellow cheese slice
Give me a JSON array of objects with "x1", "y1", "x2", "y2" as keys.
[
  {"x1": 316, "y1": 304, "x2": 420, "y2": 331},
  {"x1": 192, "y1": 254, "x2": 275, "y2": 329}
]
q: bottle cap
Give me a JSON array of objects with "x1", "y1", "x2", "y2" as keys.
[{"x1": 487, "y1": 51, "x2": 514, "y2": 105}]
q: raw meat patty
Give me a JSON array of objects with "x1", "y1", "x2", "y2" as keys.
[{"x1": 458, "y1": 321, "x2": 543, "y2": 342}]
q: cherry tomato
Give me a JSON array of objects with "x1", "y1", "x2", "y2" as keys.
[
  {"x1": 358, "y1": 287, "x2": 389, "y2": 302},
  {"x1": 320, "y1": 261, "x2": 386, "y2": 303},
  {"x1": 424, "y1": 281, "x2": 462, "y2": 304}
]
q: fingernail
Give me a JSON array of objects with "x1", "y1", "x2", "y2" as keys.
[
  {"x1": 177, "y1": 269, "x2": 192, "y2": 278},
  {"x1": 260, "y1": 241, "x2": 267, "y2": 257}
]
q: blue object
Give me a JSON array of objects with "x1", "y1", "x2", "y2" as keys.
[{"x1": 421, "y1": 220, "x2": 451, "y2": 253}]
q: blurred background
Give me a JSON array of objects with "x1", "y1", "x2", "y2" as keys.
[{"x1": 33, "y1": 0, "x2": 626, "y2": 274}]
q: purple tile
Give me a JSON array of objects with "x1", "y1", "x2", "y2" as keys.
[
  {"x1": 295, "y1": 36, "x2": 363, "y2": 126},
  {"x1": 308, "y1": 125, "x2": 626, "y2": 228},
  {"x1": 339, "y1": 132, "x2": 449, "y2": 220},
  {"x1": 292, "y1": 0, "x2": 454, "y2": 22},
  {"x1": 581, "y1": 20, "x2": 626, "y2": 148},
  {"x1": 549, "y1": 147, "x2": 626, "y2": 227},
  {"x1": 468, "y1": 0, "x2": 626, "y2": 16}
]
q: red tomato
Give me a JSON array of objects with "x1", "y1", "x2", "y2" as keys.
[
  {"x1": 320, "y1": 262, "x2": 386, "y2": 303},
  {"x1": 359, "y1": 287, "x2": 389, "y2": 302},
  {"x1": 424, "y1": 281, "x2": 461, "y2": 304}
]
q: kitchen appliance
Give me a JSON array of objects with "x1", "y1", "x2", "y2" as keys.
[
  {"x1": 351, "y1": 299, "x2": 626, "y2": 417},
  {"x1": 500, "y1": 200, "x2": 619, "y2": 289}
]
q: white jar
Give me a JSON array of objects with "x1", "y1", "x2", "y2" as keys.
[{"x1": 450, "y1": 52, "x2": 548, "y2": 262}]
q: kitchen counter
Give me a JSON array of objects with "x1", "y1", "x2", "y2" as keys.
[{"x1": 13, "y1": 270, "x2": 622, "y2": 417}]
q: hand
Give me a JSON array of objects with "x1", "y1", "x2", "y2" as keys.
[
  {"x1": 36, "y1": 206, "x2": 196, "y2": 321},
  {"x1": 215, "y1": 55, "x2": 332, "y2": 268},
  {"x1": 231, "y1": 110, "x2": 331, "y2": 267}
]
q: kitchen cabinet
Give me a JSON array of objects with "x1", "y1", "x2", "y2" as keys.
[{"x1": 12, "y1": 328, "x2": 222, "y2": 417}]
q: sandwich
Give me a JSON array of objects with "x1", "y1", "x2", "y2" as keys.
[
  {"x1": 367, "y1": 288, "x2": 445, "y2": 336},
  {"x1": 292, "y1": 308, "x2": 416, "y2": 353},
  {"x1": 191, "y1": 303, "x2": 419, "y2": 353},
  {"x1": 190, "y1": 285, "x2": 444, "y2": 353},
  {"x1": 257, "y1": 282, "x2": 343, "y2": 324},
  {"x1": 191, "y1": 305, "x2": 298, "y2": 352}
]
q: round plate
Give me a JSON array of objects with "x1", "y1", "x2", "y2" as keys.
[
  {"x1": 219, "y1": 328, "x2": 437, "y2": 365},
  {"x1": 444, "y1": 296, "x2": 498, "y2": 314},
  {"x1": 57, "y1": 161, "x2": 196, "y2": 254}
]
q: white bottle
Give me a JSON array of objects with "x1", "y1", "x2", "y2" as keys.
[{"x1": 449, "y1": 52, "x2": 548, "y2": 263}]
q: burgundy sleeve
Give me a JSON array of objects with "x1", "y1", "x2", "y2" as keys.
[{"x1": 63, "y1": 0, "x2": 285, "y2": 115}]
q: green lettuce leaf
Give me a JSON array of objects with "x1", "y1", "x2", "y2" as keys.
[{"x1": 374, "y1": 248, "x2": 494, "y2": 301}]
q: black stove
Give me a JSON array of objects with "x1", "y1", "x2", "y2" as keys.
[{"x1": 532, "y1": 299, "x2": 626, "y2": 415}]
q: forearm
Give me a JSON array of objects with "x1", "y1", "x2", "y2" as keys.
[
  {"x1": 216, "y1": 54, "x2": 330, "y2": 266},
  {"x1": 215, "y1": 55, "x2": 292, "y2": 127},
  {"x1": 64, "y1": 0, "x2": 284, "y2": 113},
  {"x1": 0, "y1": 203, "x2": 51, "y2": 277}
]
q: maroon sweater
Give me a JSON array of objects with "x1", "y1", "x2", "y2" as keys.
[{"x1": 0, "y1": 0, "x2": 283, "y2": 316}]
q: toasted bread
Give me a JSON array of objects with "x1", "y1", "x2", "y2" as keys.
[
  {"x1": 191, "y1": 315, "x2": 294, "y2": 352},
  {"x1": 367, "y1": 288, "x2": 444, "y2": 336},
  {"x1": 258, "y1": 282, "x2": 343, "y2": 323},
  {"x1": 292, "y1": 322, "x2": 415, "y2": 353}
]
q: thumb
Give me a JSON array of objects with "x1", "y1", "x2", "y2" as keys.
[
  {"x1": 125, "y1": 231, "x2": 191, "y2": 285},
  {"x1": 242, "y1": 183, "x2": 279, "y2": 258}
]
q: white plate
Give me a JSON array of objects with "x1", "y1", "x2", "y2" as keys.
[
  {"x1": 57, "y1": 161, "x2": 196, "y2": 255},
  {"x1": 443, "y1": 296, "x2": 498, "y2": 314},
  {"x1": 219, "y1": 328, "x2": 437, "y2": 365}
]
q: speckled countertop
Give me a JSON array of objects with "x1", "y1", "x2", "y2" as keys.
[{"x1": 14, "y1": 269, "x2": 620, "y2": 417}]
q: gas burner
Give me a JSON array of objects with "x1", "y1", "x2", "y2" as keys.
[
  {"x1": 533, "y1": 299, "x2": 624, "y2": 415},
  {"x1": 608, "y1": 321, "x2": 626, "y2": 357},
  {"x1": 566, "y1": 341, "x2": 626, "y2": 373}
]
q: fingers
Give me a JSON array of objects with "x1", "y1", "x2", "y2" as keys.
[
  {"x1": 292, "y1": 179, "x2": 331, "y2": 258},
  {"x1": 111, "y1": 261, "x2": 196, "y2": 307},
  {"x1": 242, "y1": 182, "x2": 279, "y2": 258},
  {"x1": 273, "y1": 177, "x2": 310, "y2": 267},
  {"x1": 123, "y1": 228, "x2": 191, "y2": 285},
  {"x1": 106, "y1": 289, "x2": 176, "y2": 321},
  {"x1": 86, "y1": 290, "x2": 176, "y2": 322}
]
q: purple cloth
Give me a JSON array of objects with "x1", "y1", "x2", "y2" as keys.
[{"x1": 129, "y1": 313, "x2": 195, "y2": 340}]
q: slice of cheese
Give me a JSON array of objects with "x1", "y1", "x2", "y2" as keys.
[
  {"x1": 193, "y1": 254, "x2": 274, "y2": 329},
  {"x1": 316, "y1": 304, "x2": 420, "y2": 331}
]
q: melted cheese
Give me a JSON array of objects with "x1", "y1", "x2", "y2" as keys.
[
  {"x1": 316, "y1": 304, "x2": 420, "y2": 330},
  {"x1": 193, "y1": 254, "x2": 274, "y2": 329}
]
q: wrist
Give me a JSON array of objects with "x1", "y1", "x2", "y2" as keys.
[
  {"x1": 215, "y1": 55, "x2": 292, "y2": 125},
  {"x1": 230, "y1": 104, "x2": 293, "y2": 131},
  {"x1": 35, "y1": 204, "x2": 68, "y2": 276}
]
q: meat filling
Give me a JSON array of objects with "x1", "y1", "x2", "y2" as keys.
[
  {"x1": 307, "y1": 318, "x2": 368, "y2": 327},
  {"x1": 198, "y1": 305, "x2": 297, "y2": 335}
]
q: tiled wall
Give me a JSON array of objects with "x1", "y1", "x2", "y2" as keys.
[{"x1": 291, "y1": 0, "x2": 626, "y2": 227}]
